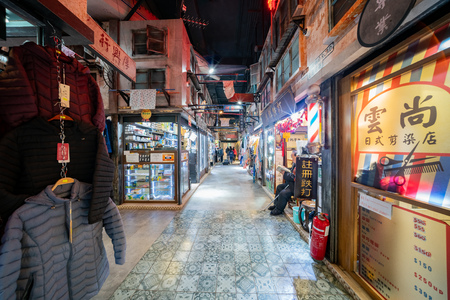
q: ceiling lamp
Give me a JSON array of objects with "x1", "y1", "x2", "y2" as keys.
[{"x1": 208, "y1": 67, "x2": 215, "y2": 74}]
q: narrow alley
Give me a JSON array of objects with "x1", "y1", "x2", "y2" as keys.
[{"x1": 99, "y1": 164, "x2": 352, "y2": 300}]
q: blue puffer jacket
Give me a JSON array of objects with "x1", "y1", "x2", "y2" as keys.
[{"x1": 0, "y1": 181, "x2": 126, "y2": 300}]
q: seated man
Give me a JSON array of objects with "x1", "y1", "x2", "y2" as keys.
[{"x1": 269, "y1": 150, "x2": 297, "y2": 216}]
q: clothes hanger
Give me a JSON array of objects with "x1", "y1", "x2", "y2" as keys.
[
  {"x1": 48, "y1": 114, "x2": 73, "y2": 122},
  {"x1": 51, "y1": 177, "x2": 75, "y2": 191}
]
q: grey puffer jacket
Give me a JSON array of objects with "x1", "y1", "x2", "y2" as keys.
[{"x1": 0, "y1": 181, "x2": 126, "y2": 300}]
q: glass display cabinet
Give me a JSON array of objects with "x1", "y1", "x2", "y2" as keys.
[
  {"x1": 180, "y1": 150, "x2": 190, "y2": 196},
  {"x1": 123, "y1": 151, "x2": 178, "y2": 203}
]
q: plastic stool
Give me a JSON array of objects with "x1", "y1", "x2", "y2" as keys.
[{"x1": 299, "y1": 200, "x2": 315, "y2": 232}]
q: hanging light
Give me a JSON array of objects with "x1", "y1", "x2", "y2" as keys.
[{"x1": 209, "y1": 67, "x2": 215, "y2": 74}]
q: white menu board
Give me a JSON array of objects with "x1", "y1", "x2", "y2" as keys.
[{"x1": 359, "y1": 199, "x2": 449, "y2": 300}]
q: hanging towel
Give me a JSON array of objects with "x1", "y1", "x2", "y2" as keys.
[
  {"x1": 130, "y1": 89, "x2": 157, "y2": 110},
  {"x1": 223, "y1": 81, "x2": 235, "y2": 99}
]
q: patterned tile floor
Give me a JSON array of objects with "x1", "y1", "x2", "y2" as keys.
[{"x1": 110, "y1": 210, "x2": 352, "y2": 300}]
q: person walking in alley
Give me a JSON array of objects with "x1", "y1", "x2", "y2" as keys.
[
  {"x1": 229, "y1": 147, "x2": 235, "y2": 163},
  {"x1": 269, "y1": 150, "x2": 297, "y2": 215},
  {"x1": 218, "y1": 147, "x2": 224, "y2": 162},
  {"x1": 232, "y1": 147, "x2": 237, "y2": 162}
]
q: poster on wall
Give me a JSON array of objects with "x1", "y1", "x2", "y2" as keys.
[
  {"x1": 275, "y1": 150, "x2": 284, "y2": 189},
  {"x1": 359, "y1": 194, "x2": 450, "y2": 300},
  {"x1": 354, "y1": 53, "x2": 450, "y2": 209}
]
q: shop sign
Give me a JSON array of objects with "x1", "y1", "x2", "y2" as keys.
[
  {"x1": 359, "y1": 201, "x2": 449, "y2": 300},
  {"x1": 355, "y1": 82, "x2": 450, "y2": 207},
  {"x1": 294, "y1": 156, "x2": 319, "y2": 200},
  {"x1": 262, "y1": 87, "x2": 295, "y2": 126},
  {"x1": 358, "y1": 0, "x2": 416, "y2": 47},
  {"x1": 85, "y1": 16, "x2": 136, "y2": 82},
  {"x1": 223, "y1": 105, "x2": 243, "y2": 113},
  {"x1": 162, "y1": 153, "x2": 175, "y2": 162}
]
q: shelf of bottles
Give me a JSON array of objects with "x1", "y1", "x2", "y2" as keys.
[
  {"x1": 124, "y1": 163, "x2": 175, "y2": 201},
  {"x1": 124, "y1": 121, "x2": 178, "y2": 150}
]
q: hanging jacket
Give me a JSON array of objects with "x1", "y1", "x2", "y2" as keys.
[
  {"x1": 0, "y1": 41, "x2": 105, "y2": 139},
  {"x1": 0, "y1": 181, "x2": 126, "y2": 300},
  {"x1": 0, "y1": 117, "x2": 114, "y2": 238}
]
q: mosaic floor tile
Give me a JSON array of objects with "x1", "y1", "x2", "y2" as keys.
[
  {"x1": 216, "y1": 275, "x2": 236, "y2": 293},
  {"x1": 235, "y1": 276, "x2": 256, "y2": 293},
  {"x1": 119, "y1": 273, "x2": 146, "y2": 289},
  {"x1": 188, "y1": 251, "x2": 205, "y2": 262},
  {"x1": 158, "y1": 275, "x2": 180, "y2": 291},
  {"x1": 151, "y1": 291, "x2": 177, "y2": 300},
  {"x1": 158, "y1": 251, "x2": 176, "y2": 262},
  {"x1": 248, "y1": 244, "x2": 263, "y2": 252},
  {"x1": 234, "y1": 236, "x2": 246, "y2": 243},
  {"x1": 175, "y1": 292, "x2": 194, "y2": 300},
  {"x1": 277, "y1": 294, "x2": 298, "y2": 300},
  {"x1": 129, "y1": 290, "x2": 155, "y2": 300},
  {"x1": 218, "y1": 263, "x2": 235, "y2": 276},
  {"x1": 284, "y1": 264, "x2": 305, "y2": 277},
  {"x1": 236, "y1": 293, "x2": 257, "y2": 300},
  {"x1": 235, "y1": 262, "x2": 253, "y2": 276},
  {"x1": 219, "y1": 251, "x2": 235, "y2": 263},
  {"x1": 252, "y1": 263, "x2": 271, "y2": 277},
  {"x1": 197, "y1": 275, "x2": 217, "y2": 292},
  {"x1": 166, "y1": 262, "x2": 186, "y2": 275},
  {"x1": 246, "y1": 235, "x2": 260, "y2": 243},
  {"x1": 257, "y1": 293, "x2": 279, "y2": 300},
  {"x1": 203, "y1": 252, "x2": 220, "y2": 263},
  {"x1": 184, "y1": 262, "x2": 203, "y2": 275},
  {"x1": 273, "y1": 277, "x2": 295, "y2": 294},
  {"x1": 112, "y1": 210, "x2": 352, "y2": 300},
  {"x1": 221, "y1": 243, "x2": 234, "y2": 252},
  {"x1": 109, "y1": 289, "x2": 136, "y2": 300},
  {"x1": 138, "y1": 274, "x2": 163, "y2": 290},
  {"x1": 202, "y1": 262, "x2": 218, "y2": 275},
  {"x1": 179, "y1": 242, "x2": 194, "y2": 251},
  {"x1": 149, "y1": 261, "x2": 170, "y2": 275},
  {"x1": 233, "y1": 243, "x2": 249, "y2": 252},
  {"x1": 177, "y1": 275, "x2": 200, "y2": 292},
  {"x1": 254, "y1": 277, "x2": 277, "y2": 293},
  {"x1": 142, "y1": 251, "x2": 160, "y2": 261},
  {"x1": 173, "y1": 251, "x2": 191, "y2": 262},
  {"x1": 250, "y1": 252, "x2": 266, "y2": 264},
  {"x1": 281, "y1": 253, "x2": 302, "y2": 264},
  {"x1": 269, "y1": 264, "x2": 289, "y2": 277},
  {"x1": 215, "y1": 293, "x2": 237, "y2": 300},
  {"x1": 131, "y1": 260, "x2": 154, "y2": 274},
  {"x1": 192, "y1": 292, "x2": 215, "y2": 300}
]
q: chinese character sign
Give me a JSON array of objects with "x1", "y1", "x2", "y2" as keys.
[
  {"x1": 355, "y1": 80, "x2": 450, "y2": 207},
  {"x1": 294, "y1": 156, "x2": 318, "y2": 200}
]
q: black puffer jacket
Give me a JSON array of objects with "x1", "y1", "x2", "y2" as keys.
[
  {"x1": 0, "y1": 117, "x2": 114, "y2": 237},
  {"x1": 0, "y1": 42, "x2": 105, "y2": 138}
]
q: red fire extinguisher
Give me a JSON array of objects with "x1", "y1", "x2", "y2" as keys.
[{"x1": 310, "y1": 213, "x2": 330, "y2": 261}]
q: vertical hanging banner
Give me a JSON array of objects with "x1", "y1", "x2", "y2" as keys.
[{"x1": 294, "y1": 156, "x2": 319, "y2": 199}]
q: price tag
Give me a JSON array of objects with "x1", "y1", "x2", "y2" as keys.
[
  {"x1": 57, "y1": 143, "x2": 70, "y2": 163},
  {"x1": 59, "y1": 83, "x2": 70, "y2": 108}
]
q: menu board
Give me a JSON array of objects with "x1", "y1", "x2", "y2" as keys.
[
  {"x1": 275, "y1": 150, "x2": 284, "y2": 188},
  {"x1": 359, "y1": 196, "x2": 450, "y2": 300}
]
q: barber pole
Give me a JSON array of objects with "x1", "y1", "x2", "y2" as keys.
[{"x1": 307, "y1": 102, "x2": 320, "y2": 144}]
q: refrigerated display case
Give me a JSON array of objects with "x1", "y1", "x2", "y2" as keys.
[
  {"x1": 180, "y1": 151, "x2": 190, "y2": 196},
  {"x1": 124, "y1": 121, "x2": 178, "y2": 150},
  {"x1": 264, "y1": 128, "x2": 275, "y2": 193},
  {"x1": 123, "y1": 148, "x2": 178, "y2": 203}
]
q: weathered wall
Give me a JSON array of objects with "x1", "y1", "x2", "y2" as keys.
[{"x1": 119, "y1": 19, "x2": 191, "y2": 107}]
